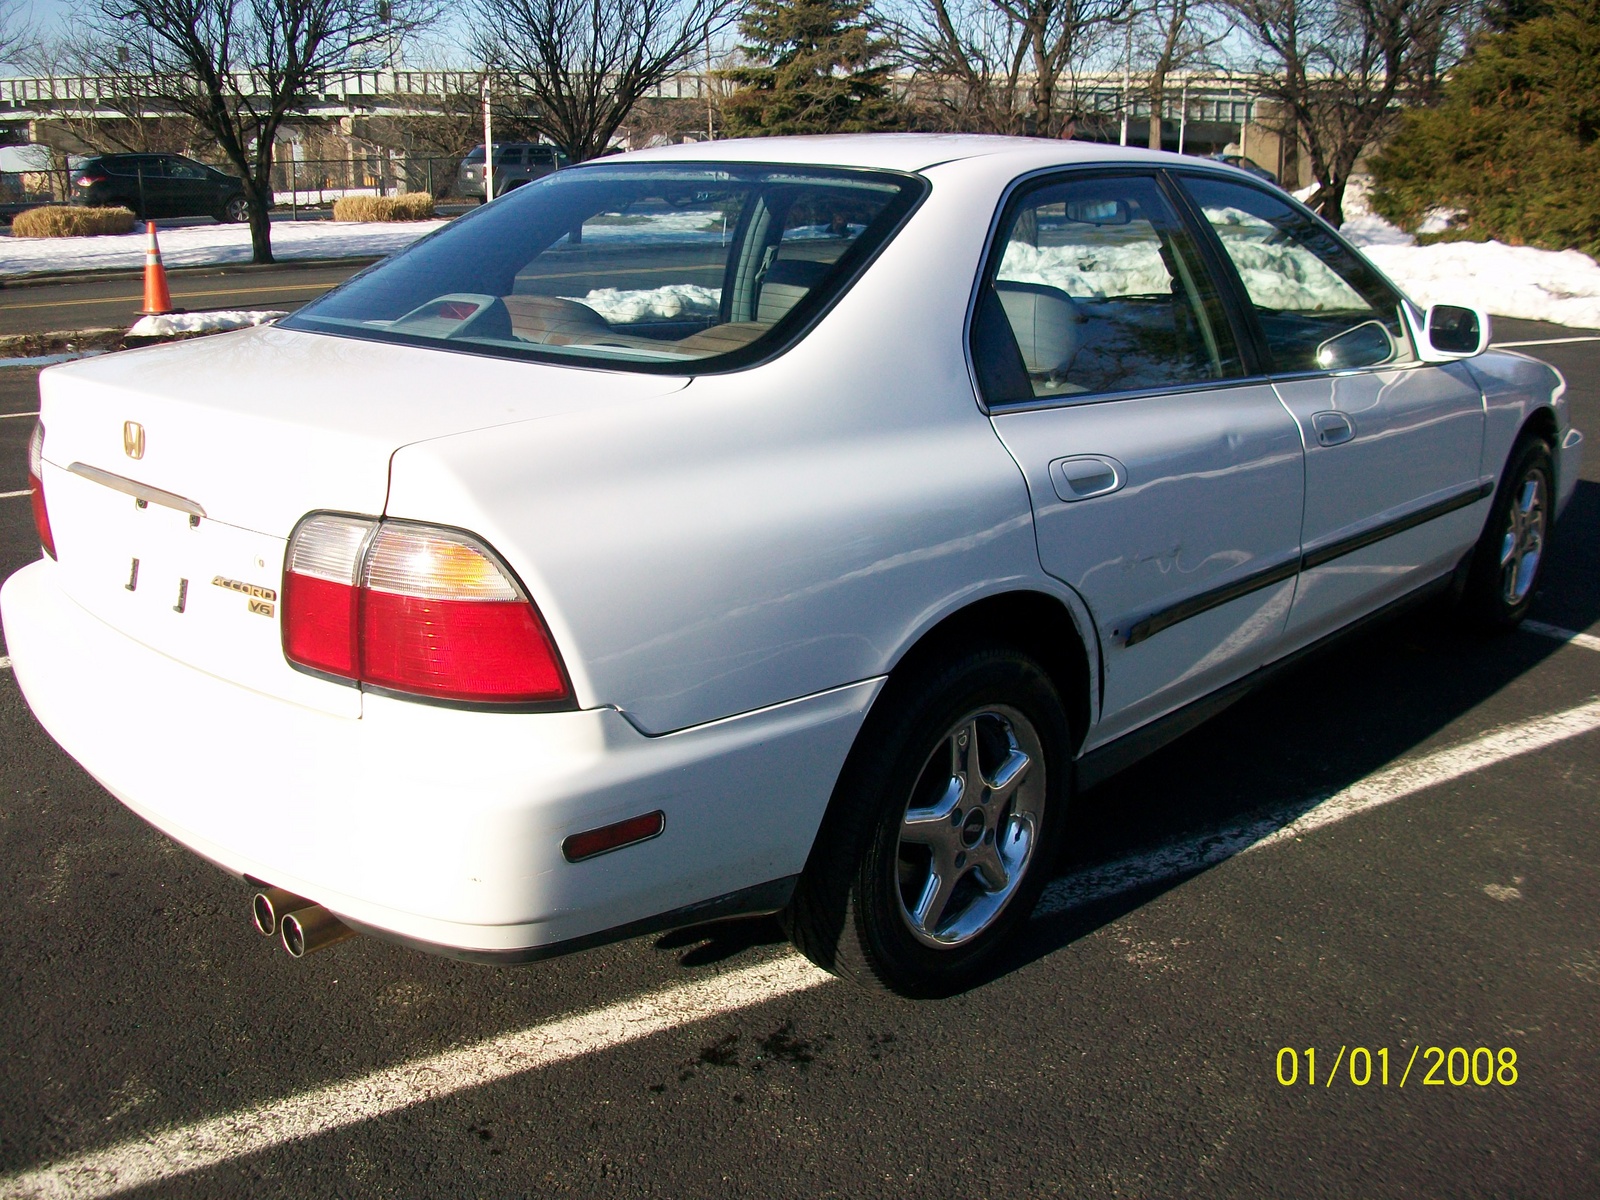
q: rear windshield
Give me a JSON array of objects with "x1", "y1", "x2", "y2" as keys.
[{"x1": 283, "y1": 162, "x2": 926, "y2": 373}]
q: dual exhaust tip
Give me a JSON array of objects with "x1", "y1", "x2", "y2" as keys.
[{"x1": 252, "y1": 887, "x2": 355, "y2": 958}]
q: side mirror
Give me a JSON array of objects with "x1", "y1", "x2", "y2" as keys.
[
  {"x1": 1419, "y1": 304, "x2": 1491, "y2": 359},
  {"x1": 1314, "y1": 320, "x2": 1396, "y2": 371}
]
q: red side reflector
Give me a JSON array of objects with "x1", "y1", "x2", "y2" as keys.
[
  {"x1": 562, "y1": 811, "x2": 666, "y2": 863},
  {"x1": 28, "y1": 422, "x2": 55, "y2": 560}
]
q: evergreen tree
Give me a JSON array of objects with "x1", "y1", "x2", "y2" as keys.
[
  {"x1": 1371, "y1": 0, "x2": 1600, "y2": 256},
  {"x1": 720, "y1": 0, "x2": 904, "y2": 136}
]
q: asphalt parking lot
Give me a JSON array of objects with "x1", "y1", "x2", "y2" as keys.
[{"x1": 0, "y1": 319, "x2": 1596, "y2": 1198}]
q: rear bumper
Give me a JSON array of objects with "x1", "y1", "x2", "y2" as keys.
[{"x1": 1, "y1": 559, "x2": 879, "y2": 956}]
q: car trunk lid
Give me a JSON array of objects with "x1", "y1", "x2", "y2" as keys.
[{"x1": 35, "y1": 325, "x2": 687, "y2": 715}]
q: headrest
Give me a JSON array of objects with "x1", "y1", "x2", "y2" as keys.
[{"x1": 995, "y1": 280, "x2": 1084, "y2": 378}]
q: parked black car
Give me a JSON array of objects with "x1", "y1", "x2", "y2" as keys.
[{"x1": 72, "y1": 153, "x2": 249, "y2": 222}]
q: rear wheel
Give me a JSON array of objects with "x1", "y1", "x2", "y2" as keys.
[
  {"x1": 1462, "y1": 434, "x2": 1553, "y2": 628},
  {"x1": 785, "y1": 646, "x2": 1071, "y2": 996},
  {"x1": 220, "y1": 194, "x2": 249, "y2": 224}
]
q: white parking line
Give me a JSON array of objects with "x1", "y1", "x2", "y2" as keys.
[
  {"x1": 1522, "y1": 620, "x2": 1600, "y2": 653},
  {"x1": 0, "y1": 955, "x2": 833, "y2": 1200},
  {"x1": 6, "y1": 697, "x2": 1600, "y2": 1200},
  {"x1": 0, "y1": 490, "x2": 31, "y2": 500},
  {"x1": 0, "y1": 656, "x2": 10, "y2": 671},
  {"x1": 1491, "y1": 335, "x2": 1600, "y2": 348},
  {"x1": 0, "y1": 411, "x2": 41, "y2": 419},
  {"x1": 1037, "y1": 697, "x2": 1600, "y2": 915}
]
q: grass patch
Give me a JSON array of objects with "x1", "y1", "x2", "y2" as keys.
[
  {"x1": 331, "y1": 193, "x2": 436, "y2": 222},
  {"x1": 11, "y1": 206, "x2": 137, "y2": 237}
]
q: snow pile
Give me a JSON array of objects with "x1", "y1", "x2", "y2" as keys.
[
  {"x1": 581, "y1": 209, "x2": 730, "y2": 243},
  {"x1": 1355, "y1": 237, "x2": 1600, "y2": 328},
  {"x1": 568, "y1": 284, "x2": 721, "y2": 322},
  {"x1": 0, "y1": 218, "x2": 450, "y2": 276},
  {"x1": 1286, "y1": 177, "x2": 1600, "y2": 327},
  {"x1": 127, "y1": 310, "x2": 287, "y2": 336},
  {"x1": 998, "y1": 239, "x2": 1172, "y2": 299}
]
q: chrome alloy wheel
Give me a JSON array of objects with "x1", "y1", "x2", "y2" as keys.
[
  {"x1": 1498, "y1": 469, "x2": 1547, "y2": 606},
  {"x1": 895, "y1": 706, "x2": 1045, "y2": 948}
]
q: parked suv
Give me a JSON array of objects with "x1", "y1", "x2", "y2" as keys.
[
  {"x1": 457, "y1": 143, "x2": 567, "y2": 200},
  {"x1": 72, "y1": 153, "x2": 249, "y2": 222}
]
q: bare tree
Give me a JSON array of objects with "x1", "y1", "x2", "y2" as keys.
[
  {"x1": 1227, "y1": 0, "x2": 1471, "y2": 224},
  {"x1": 1134, "y1": 0, "x2": 1230, "y2": 149},
  {"x1": 469, "y1": 0, "x2": 739, "y2": 162},
  {"x1": 1, "y1": 0, "x2": 35, "y2": 64},
  {"x1": 900, "y1": 0, "x2": 1129, "y2": 136},
  {"x1": 90, "y1": 0, "x2": 438, "y2": 262}
]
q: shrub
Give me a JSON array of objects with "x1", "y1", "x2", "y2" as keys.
[
  {"x1": 331, "y1": 193, "x2": 437, "y2": 222},
  {"x1": 1371, "y1": 0, "x2": 1600, "y2": 256},
  {"x1": 11, "y1": 205, "x2": 137, "y2": 238}
]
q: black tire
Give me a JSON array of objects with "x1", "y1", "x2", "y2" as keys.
[
  {"x1": 220, "y1": 194, "x2": 249, "y2": 224},
  {"x1": 785, "y1": 645, "x2": 1072, "y2": 997},
  {"x1": 1462, "y1": 434, "x2": 1554, "y2": 629}
]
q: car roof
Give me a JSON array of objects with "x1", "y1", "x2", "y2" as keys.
[{"x1": 620, "y1": 133, "x2": 1198, "y2": 175}]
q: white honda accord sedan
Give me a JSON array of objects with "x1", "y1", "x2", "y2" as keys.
[{"x1": 3, "y1": 135, "x2": 1583, "y2": 994}]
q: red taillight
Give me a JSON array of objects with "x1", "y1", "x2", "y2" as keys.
[
  {"x1": 75, "y1": 173, "x2": 107, "y2": 186},
  {"x1": 282, "y1": 514, "x2": 572, "y2": 706},
  {"x1": 28, "y1": 421, "x2": 56, "y2": 560}
]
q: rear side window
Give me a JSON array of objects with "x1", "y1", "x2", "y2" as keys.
[
  {"x1": 107, "y1": 156, "x2": 163, "y2": 177},
  {"x1": 285, "y1": 163, "x2": 925, "y2": 373},
  {"x1": 1179, "y1": 175, "x2": 1414, "y2": 374},
  {"x1": 972, "y1": 173, "x2": 1244, "y2": 405}
]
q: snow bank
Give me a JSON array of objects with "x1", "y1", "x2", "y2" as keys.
[
  {"x1": 998, "y1": 240, "x2": 1172, "y2": 300},
  {"x1": 0, "y1": 219, "x2": 449, "y2": 275},
  {"x1": 568, "y1": 284, "x2": 721, "y2": 322},
  {"x1": 127, "y1": 310, "x2": 287, "y2": 337},
  {"x1": 1355, "y1": 237, "x2": 1600, "y2": 329},
  {"x1": 1290, "y1": 177, "x2": 1600, "y2": 328}
]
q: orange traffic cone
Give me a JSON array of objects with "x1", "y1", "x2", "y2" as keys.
[{"x1": 141, "y1": 221, "x2": 173, "y2": 316}]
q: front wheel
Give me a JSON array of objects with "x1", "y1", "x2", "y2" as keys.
[
  {"x1": 220, "y1": 194, "x2": 249, "y2": 224},
  {"x1": 785, "y1": 646, "x2": 1071, "y2": 996},
  {"x1": 1462, "y1": 434, "x2": 1554, "y2": 628}
]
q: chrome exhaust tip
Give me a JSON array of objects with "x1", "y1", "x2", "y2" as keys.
[
  {"x1": 252, "y1": 887, "x2": 309, "y2": 937},
  {"x1": 280, "y1": 905, "x2": 356, "y2": 958}
]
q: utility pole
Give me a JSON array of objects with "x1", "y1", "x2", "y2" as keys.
[
  {"x1": 482, "y1": 74, "x2": 495, "y2": 202},
  {"x1": 1119, "y1": 17, "x2": 1133, "y2": 146},
  {"x1": 705, "y1": 32, "x2": 715, "y2": 141},
  {"x1": 1178, "y1": 77, "x2": 1188, "y2": 154}
]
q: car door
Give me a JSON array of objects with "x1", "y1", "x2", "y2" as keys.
[
  {"x1": 116, "y1": 156, "x2": 165, "y2": 218},
  {"x1": 163, "y1": 157, "x2": 215, "y2": 216},
  {"x1": 977, "y1": 171, "x2": 1306, "y2": 745},
  {"x1": 1176, "y1": 174, "x2": 1487, "y2": 649}
]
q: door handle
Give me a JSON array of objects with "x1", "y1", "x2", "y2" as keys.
[
  {"x1": 1312, "y1": 411, "x2": 1355, "y2": 447},
  {"x1": 1049, "y1": 455, "x2": 1126, "y2": 502}
]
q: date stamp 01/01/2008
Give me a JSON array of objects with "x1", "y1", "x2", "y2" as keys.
[{"x1": 1276, "y1": 1046, "x2": 1520, "y2": 1089}]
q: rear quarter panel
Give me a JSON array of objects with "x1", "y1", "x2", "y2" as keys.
[{"x1": 384, "y1": 158, "x2": 1070, "y2": 734}]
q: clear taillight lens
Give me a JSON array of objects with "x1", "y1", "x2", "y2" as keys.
[
  {"x1": 282, "y1": 514, "x2": 572, "y2": 706},
  {"x1": 28, "y1": 421, "x2": 56, "y2": 560}
]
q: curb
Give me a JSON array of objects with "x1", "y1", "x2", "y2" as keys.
[{"x1": 0, "y1": 255, "x2": 383, "y2": 289}]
